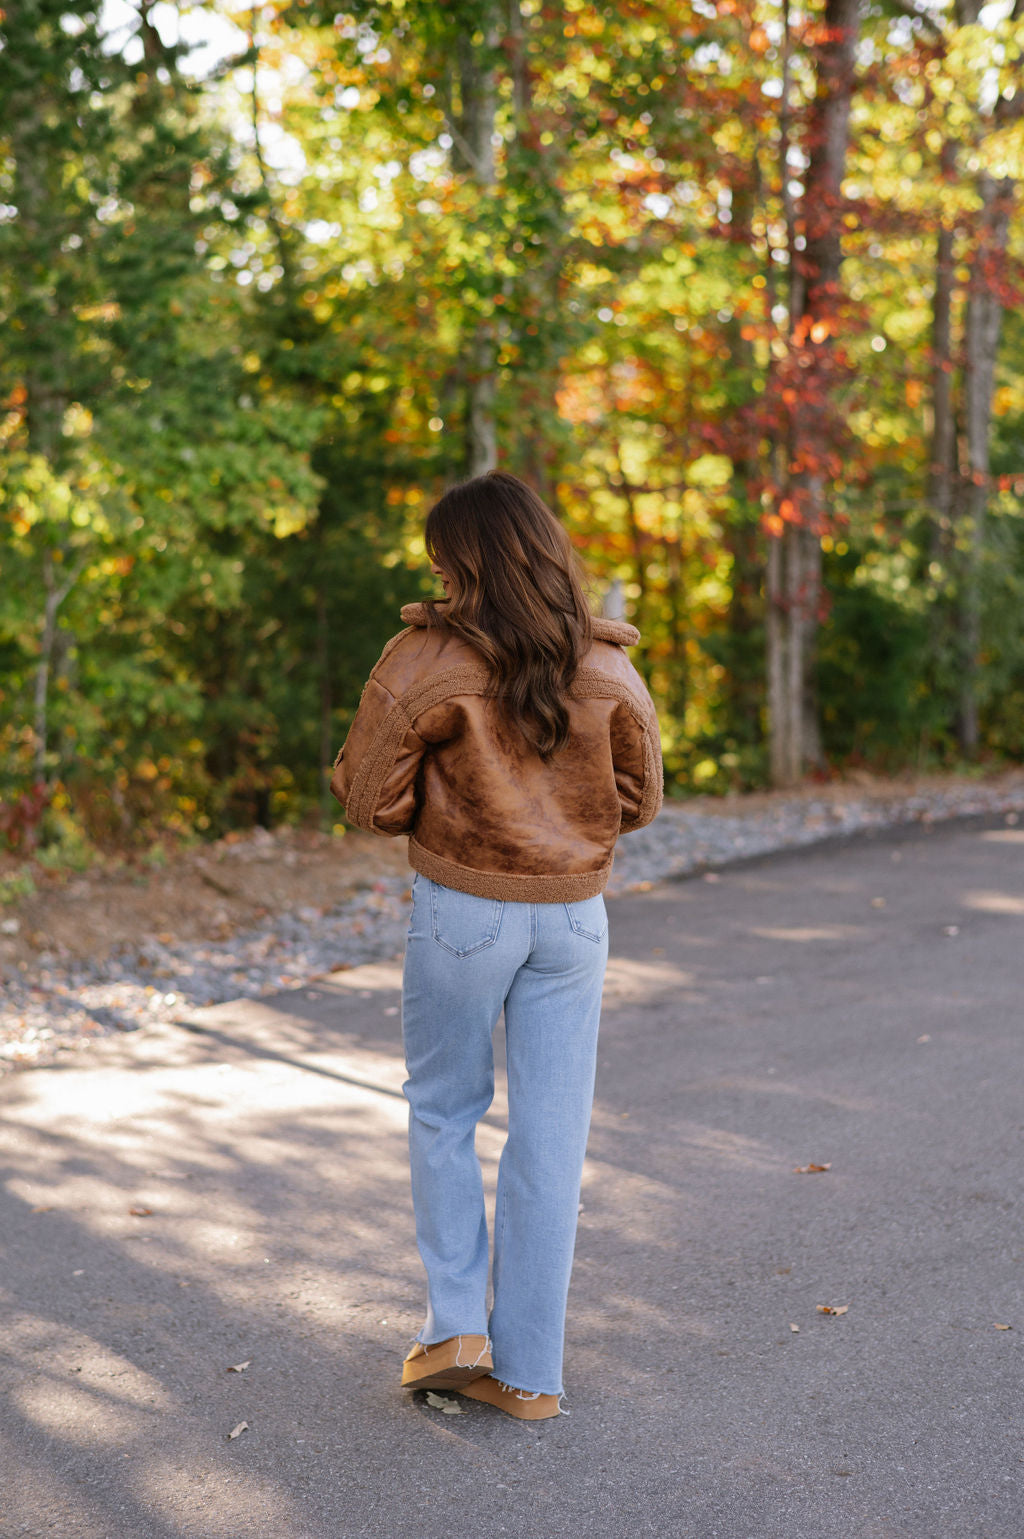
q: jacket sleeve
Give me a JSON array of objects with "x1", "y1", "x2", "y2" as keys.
[
  {"x1": 609, "y1": 692, "x2": 664, "y2": 833},
  {"x1": 329, "y1": 675, "x2": 429, "y2": 837}
]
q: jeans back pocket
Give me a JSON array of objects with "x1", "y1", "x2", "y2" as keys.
[
  {"x1": 563, "y1": 893, "x2": 607, "y2": 943},
  {"x1": 429, "y1": 880, "x2": 504, "y2": 957}
]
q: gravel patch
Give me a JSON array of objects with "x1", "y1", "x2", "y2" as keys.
[
  {"x1": 2, "y1": 777, "x2": 1022, "y2": 1070},
  {"x1": 605, "y1": 779, "x2": 1024, "y2": 890}
]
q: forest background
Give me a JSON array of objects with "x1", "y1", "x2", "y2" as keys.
[{"x1": 1, "y1": 0, "x2": 1023, "y2": 868}]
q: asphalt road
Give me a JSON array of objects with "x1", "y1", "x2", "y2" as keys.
[{"x1": 1, "y1": 819, "x2": 1021, "y2": 1539}]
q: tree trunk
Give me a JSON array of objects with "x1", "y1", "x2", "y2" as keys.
[
  {"x1": 766, "y1": 0, "x2": 859, "y2": 786},
  {"x1": 453, "y1": 6, "x2": 499, "y2": 476},
  {"x1": 7, "y1": 5, "x2": 71, "y2": 780},
  {"x1": 949, "y1": 0, "x2": 1020, "y2": 751},
  {"x1": 958, "y1": 172, "x2": 1012, "y2": 752},
  {"x1": 33, "y1": 552, "x2": 82, "y2": 779},
  {"x1": 927, "y1": 144, "x2": 957, "y2": 565},
  {"x1": 721, "y1": 176, "x2": 768, "y2": 754},
  {"x1": 766, "y1": 530, "x2": 789, "y2": 784}
]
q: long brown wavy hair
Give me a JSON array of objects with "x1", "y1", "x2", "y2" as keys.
[{"x1": 422, "y1": 470, "x2": 594, "y2": 761}]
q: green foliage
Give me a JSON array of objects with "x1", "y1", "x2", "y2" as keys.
[
  {"x1": 0, "y1": 0, "x2": 1022, "y2": 846},
  {"x1": 817, "y1": 546, "x2": 953, "y2": 769},
  {"x1": 34, "y1": 804, "x2": 98, "y2": 874},
  {"x1": 0, "y1": 870, "x2": 37, "y2": 907}
]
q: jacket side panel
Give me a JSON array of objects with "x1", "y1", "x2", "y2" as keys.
[
  {"x1": 367, "y1": 718, "x2": 431, "y2": 835},
  {"x1": 621, "y1": 701, "x2": 663, "y2": 832},
  {"x1": 608, "y1": 698, "x2": 646, "y2": 825},
  {"x1": 571, "y1": 664, "x2": 663, "y2": 832},
  {"x1": 330, "y1": 676, "x2": 398, "y2": 824}
]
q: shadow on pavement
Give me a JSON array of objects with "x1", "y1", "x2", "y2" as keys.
[{"x1": 1, "y1": 820, "x2": 1022, "y2": 1537}]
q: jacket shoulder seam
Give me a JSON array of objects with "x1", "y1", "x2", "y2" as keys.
[
  {"x1": 570, "y1": 666, "x2": 653, "y2": 720},
  {"x1": 397, "y1": 663, "x2": 494, "y2": 722}
]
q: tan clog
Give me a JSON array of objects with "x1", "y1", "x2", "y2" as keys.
[
  {"x1": 456, "y1": 1374, "x2": 564, "y2": 1420},
  {"x1": 401, "y1": 1334, "x2": 493, "y2": 1390}
]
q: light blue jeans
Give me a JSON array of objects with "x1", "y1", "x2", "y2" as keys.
[{"x1": 401, "y1": 872, "x2": 608, "y2": 1396}]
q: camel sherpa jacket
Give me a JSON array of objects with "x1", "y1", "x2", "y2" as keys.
[{"x1": 330, "y1": 601, "x2": 663, "y2": 902}]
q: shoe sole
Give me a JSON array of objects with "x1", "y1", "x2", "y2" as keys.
[
  {"x1": 456, "y1": 1376, "x2": 562, "y2": 1420},
  {"x1": 404, "y1": 1361, "x2": 494, "y2": 1391}
]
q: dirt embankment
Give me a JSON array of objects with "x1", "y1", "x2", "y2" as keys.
[{"x1": 0, "y1": 826, "x2": 408, "y2": 977}]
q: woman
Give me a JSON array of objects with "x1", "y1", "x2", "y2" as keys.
[{"x1": 330, "y1": 470, "x2": 663, "y2": 1420}]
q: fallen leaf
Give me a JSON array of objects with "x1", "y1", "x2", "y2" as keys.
[
  {"x1": 228, "y1": 1361, "x2": 251, "y2": 1373},
  {"x1": 993, "y1": 1323, "x2": 1012, "y2": 1331},
  {"x1": 129, "y1": 1206, "x2": 153, "y2": 1217},
  {"x1": 793, "y1": 1163, "x2": 831, "y2": 1174},
  {"x1": 32, "y1": 1206, "x2": 54, "y2": 1213},
  {"x1": 816, "y1": 1304, "x2": 849, "y2": 1316},
  {"x1": 790, "y1": 1323, "x2": 800, "y2": 1333},
  {"x1": 228, "y1": 1421, "x2": 249, "y2": 1440},
  {"x1": 425, "y1": 1391, "x2": 465, "y2": 1415}
]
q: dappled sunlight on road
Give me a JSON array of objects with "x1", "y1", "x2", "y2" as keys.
[
  {"x1": 959, "y1": 889, "x2": 1024, "y2": 916},
  {"x1": 749, "y1": 924, "x2": 868, "y2": 943},
  {"x1": 13, "y1": 1344, "x2": 173, "y2": 1442},
  {"x1": 0, "y1": 1002, "x2": 426, "y2": 1535},
  {"x1": 588, "y1": 1108, "x2": 785, "y2": 1176},
  {"x1": 0, "y1": 937, "x2": 794, "y2": 1519},
  {"x1": 602, "y1": 955, "x2": 699, "y2": 1001}
]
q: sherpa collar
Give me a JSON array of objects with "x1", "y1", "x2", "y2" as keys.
[{"x1": 399, "y1": 601, "x2": 640, "y2": 647}]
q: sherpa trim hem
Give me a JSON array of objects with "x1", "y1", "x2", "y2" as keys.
[{"x1": 408, "y1": 840, "x2": 613, "y2": 902}]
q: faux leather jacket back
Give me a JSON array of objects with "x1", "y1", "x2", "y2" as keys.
[{"x1": 330, "y1": 602, "x2": 663, "y2": 901}]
